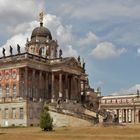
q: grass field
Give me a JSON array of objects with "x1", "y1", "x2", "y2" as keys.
[{"x1": 0, "y1": 124, "x2": 140, "y2": 140}]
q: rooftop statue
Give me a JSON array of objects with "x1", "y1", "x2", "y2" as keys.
[
  {"x1": 2, "y1": 48, "x2": 5, "y2": 57},
  {"x1": 59, "y1": 49, "x2": 62, "y2": 58},
  {"x1": 78, "y1": 56, "x2": 81, "y2": 62},
  {"x1": 17, "y1": 44, "x2": 20, "y2": 54},
  {"x1": 10, "y1": 45, "x2": 13, "y2": 55}
]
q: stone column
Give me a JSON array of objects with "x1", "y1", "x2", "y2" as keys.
[
  {"x1": 39, "y1": 71, "x2": 42, "y2": 99},
  {"x1": 51, "y1": 72, "x2": 55, "y2": 102},
  {"x1": 128, "y1": 109, "x2": 132, "y2": 123},
  {"x1": 59, "y1": 73, "x2": 63, "y2": 98},
  {"x1": 120, "y1": 109, "x2": 123, "y2": 123},
  {"x1": 65, "y1": 74, "x2": 68, "y2": 102},
  {"x1": 16, "y1": 68, "x2": 20, "y2": 97},
  {"x1": 32, "y1": 69, "x2": 35, "y2": 99},
  {"x1": 70, "y1": 76, "x2": 74, "y2": 100},
  {"x1": 74, "y1": 77, "x2": 77, "y2": 100},
  {"x1": 122, "y1": 109, "x2": 124, "y2": 123},
  {"x1": 77, "y1": 78, "x2": 81, "y2": 102},
  {"x1": 10, "y1": 69, "x2": 13, "y2": 97},
  {"x1": 126, "y1": 109, "x2": 128, "y2": 123},
  {"x1": 25, "y1": 67, "x2": 28, "y2": 98},
  {"x1": 131, "y1": 109, "x2": 135, "y2": 123},
  {"x1": 81, "y1": 80, "x2": 86, "y2": 103},
  {"x1": 74, "y1": 76, "x2": 79, "y2": 101},
  {"x1": 45, "y1": 72, "x2": 48, "y2": 99}
]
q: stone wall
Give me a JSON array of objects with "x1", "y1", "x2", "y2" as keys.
[
  {"x1": 0, "y1": 101, "x2": 27, "y2": 127},
  {"x1": 49, "y1": 111, "x2": 92, "y2": 127}
]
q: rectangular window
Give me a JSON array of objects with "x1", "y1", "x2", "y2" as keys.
[
  {"x1": 19, "y1": 108, "x2": 24, "y2": 119},
  {"x1": 13, "y1": 84, "x2": 16, "y2": 97},
  {"x1": 5, "y1": 108, "x2": 8, "y2": 119},
  {"x1": 12, "y1": 108, "x2": 16, "y2": 119},
  {"x1": 6, "y1": 84, "x2": 10, "y2": 97},
  {"x1": 0, "y1": 85, "x2": 2, "y2": 97},
  {"x1": 0, "y1": 109, "x2": 1, "y2": 119}
]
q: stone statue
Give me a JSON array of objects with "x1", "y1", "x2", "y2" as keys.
[
  {"x1": 83, "y1": 62, "x2": 85, "y2": 70},
  {"x1": 78, "y1": 56, "x2": 81, "y2": 62},
  {"x1": 26, "y1": 38, "x2": 29, "y2": 43},
  {"x1": 9, "y1": 45, "x2": 13, "y2": 55},
  {"x1": 2, "y1": 48, "x2": 5, "y2": 57},
  {"x1": 59, "y1": 49, "x2": 62, "y2": 58},
  {"x1": 17, "y1": 44, "x2": 20, "y2": 54},
  {"x1": 39, "y1": 11, "x2": 44, "y2": 23}
]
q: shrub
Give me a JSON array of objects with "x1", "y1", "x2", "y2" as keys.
[{"x1": 40, "y1": 105, "x2": 53, "y2": 131}]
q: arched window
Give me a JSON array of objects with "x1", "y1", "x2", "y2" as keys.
[
  {"x1": 6, "y1": 84, "x2": 10, "y2": 96},
  {"x1": 13, "y1": 84, "x2": 16, "y2": 97},
  {"x1": 39, "y1": 47, "x2": 45, "y2": 56}
]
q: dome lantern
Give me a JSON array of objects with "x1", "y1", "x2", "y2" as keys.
[{"x1": 30, "y1": 11, "x2": 52, "y2": 40}]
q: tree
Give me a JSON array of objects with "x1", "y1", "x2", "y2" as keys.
[{"x1": 40, "y1": 105, "x2": 53, "y2": 131}]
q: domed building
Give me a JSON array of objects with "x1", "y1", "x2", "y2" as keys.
[{"x1": 0, "y1": 13, "x2": 96, "y2": 127}]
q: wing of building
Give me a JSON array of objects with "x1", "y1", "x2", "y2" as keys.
[{"x1": 100, "y1": 92, "x2": 140, "y2": 124}]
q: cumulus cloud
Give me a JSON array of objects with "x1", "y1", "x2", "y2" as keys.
[
  {"x1": 91, "y1": 42, "x2": 127, "y2": 59},
  {"x1": 59, "y1": 1, "x2": 140, "y2": 20},
  {"x1": 0, "y1": 33, "x2": 28, "y2": 56},
  {"x1": 0, "y1": 13, "x2": 78, "y2": 57},
  {"x1": 112, "y1": 84, "x2": 140, "y2": 95},
  {"x1": 0, "y1": 0, "x2": 45, "y2": 23},
  {"x1": 62, "y1": 45, "x2": 78, "y2": 58},
  {"x1": 137, "y1": 48, "x2": 140, "y2": 56},
  {"x1": 78, "y1": 32, "x2": 99, "y2": 46}
]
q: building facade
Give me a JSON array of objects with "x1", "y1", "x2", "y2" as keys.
[
  {"x1": 100, "y1": 93, "x2": 140, "y2": 124},
  {"x1": 0, "y1": 14, "x2": 89, "y2": 127}
]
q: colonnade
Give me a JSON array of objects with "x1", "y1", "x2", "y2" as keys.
[{"x1": 19, "y1": 67, "x2": 85, "y2": 102}]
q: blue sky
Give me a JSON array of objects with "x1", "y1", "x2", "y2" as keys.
[{"x1": 0, "y1": 0, "x2": 140, "y2": 95}]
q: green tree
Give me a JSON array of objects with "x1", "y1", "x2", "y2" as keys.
[{"x1": 40, "y1": 105, "x2": 53, "y2": 131}]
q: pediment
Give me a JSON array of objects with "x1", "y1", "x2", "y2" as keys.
[{"x1": 65, "y1": 57, "x2": 80, "y2": 67}]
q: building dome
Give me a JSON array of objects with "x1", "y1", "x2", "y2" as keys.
[{"x1": 31, "y1": 24, "x2": 52, "y2": 40}]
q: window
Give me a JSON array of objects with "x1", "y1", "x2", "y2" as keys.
[
  {"x1": 5, "y1": 108, "x2": 8, "y2": 119},
  {"x1": 12, "y1": 108, "x2": 16, "y2": 119},
  {"x1": 0, "y1": 109, "x2": 1, "y2": 119},
  {"x1": 13, "y1": 84, "x2": 16, "y2": 97},
  {"x1": 12, "y1": 71, "x2": 17, "y2": 79},
  {"x1": 0, "y1": 85, "x2": 2, "y2": 97},
  {"x1": 5, "y1": 73, "x2": 10, "y2": 80},
  {"x1": 6, "y1": 84, "x2": 10, "y2": 96},
  {"x1": 0, "y1": 73, "x2": 2, "y2": 80},
  {"x1": 19, "y1": 108, "x2": 24, "y2": 119}
]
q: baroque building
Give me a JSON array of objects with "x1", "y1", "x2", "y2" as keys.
[
  {"x1": 100, "y1": 92, "x2": 140, "y2": 124},
  {"x1": 0, "y1": 13, "x2": 91, "y2": 127}
]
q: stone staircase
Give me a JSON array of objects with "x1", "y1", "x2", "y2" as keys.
[{"x1": 48, "y1": 101, "x2": 104, "y2": 124}]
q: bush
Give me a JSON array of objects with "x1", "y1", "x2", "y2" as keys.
[{"x1": 40, "y1": 105, "x2": 53, "y2": 131}]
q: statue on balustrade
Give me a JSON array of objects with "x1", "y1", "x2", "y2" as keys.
[
  {"x1": 2, "y1": 48, "x2": 5, "y2": 57},
  {"x1": 17, "y1": 44, "x2": 21, "y2": 54},
  {"x1": 10, "y1": 45, "x2": 13, "y2": 55}
]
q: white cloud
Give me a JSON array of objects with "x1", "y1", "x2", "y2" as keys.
[
  {"x1": 112, "y1": 84, "x2": 140, "y2": 95},
  {"x1": 62, "y1": 45, "x2": 78, "y2": 58},
  {"x1": 94, "y1": 80, "x2": 104, "y2": 89},
  {"x1": 0, "y1": 0, "x2": 45, "y2": 23},
  {"x1": 78, "y1": 32, "x2": 99, "y2": 46},
  {"x1": 137, "y1": 48, "x2": 140, "y2": 56},
  {"x1": 91, "y1": 42, "x2": 127, "y2": 59},
  {"x1": 60, "y1": 1, "x2": 140, "y2": 20},
  {"x1": 0, "y1": 13, "x2": 78, "y2": 58}
]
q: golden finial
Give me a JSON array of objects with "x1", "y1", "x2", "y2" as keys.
[{"x1": 39, "y1": 11, "x2": 44, "y2": 26}]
